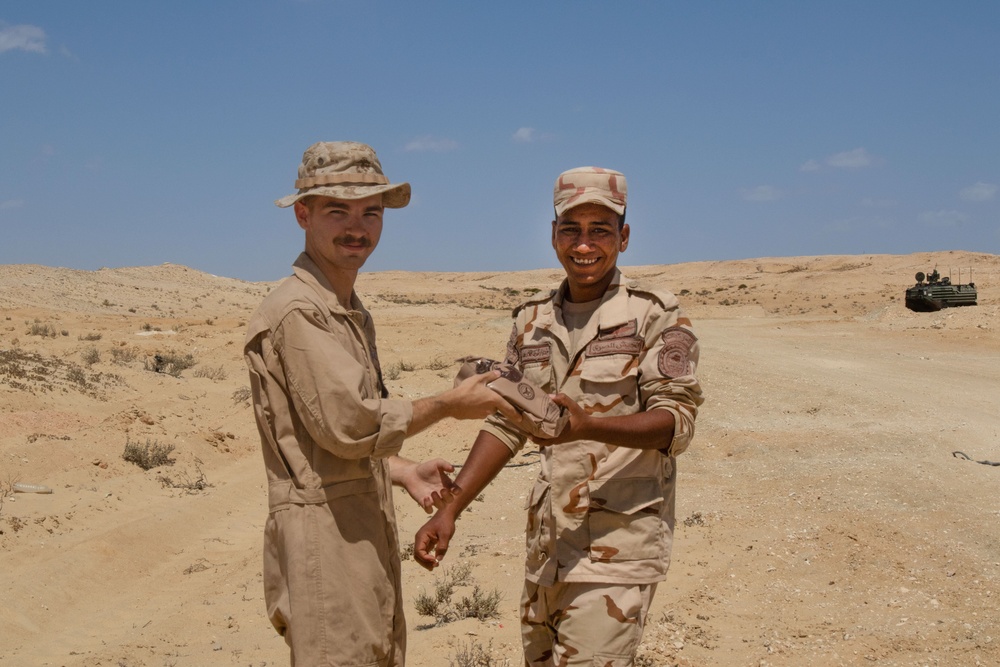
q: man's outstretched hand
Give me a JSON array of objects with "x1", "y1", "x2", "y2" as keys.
[
  {"x1": 390, "y1": 457, "x2": 460, "y2": 514},
  {"x1": 414, "y1": 511, "x2": 456, "y2": 570}
]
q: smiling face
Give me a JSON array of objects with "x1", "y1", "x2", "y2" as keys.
[
  {"x1": 295, "y1": 194, "x2": 384, "y2": 283},
  {"x1": 551, "y1": 202, "x2": 630, "y2": 303}
]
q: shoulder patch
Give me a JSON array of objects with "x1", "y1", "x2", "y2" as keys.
[
  {"x1": 503, "y1": 324, "x2": 520, "y2": 365},
  {"x1": 658, "y1": 326, "x2": 697, "y2": 378}
]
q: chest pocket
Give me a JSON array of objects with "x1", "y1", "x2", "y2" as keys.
[
  {"x1": 578, "y1": 354, "x2": 639, "y2": 406},
  {"x1": 519, "y1": 342, "x2": 555, "y2": 392}
]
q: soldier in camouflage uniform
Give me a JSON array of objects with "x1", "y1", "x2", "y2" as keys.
[
  {"x1": 245, "y1": 141, "x2": 521, "y2": 666},
  {"x1": 415, "y1": 166, "x2": 704, "y2": 666}
]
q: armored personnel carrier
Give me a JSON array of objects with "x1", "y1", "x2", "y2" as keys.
[{"x1": 905, "y1": 268, "x2": 978, "y2": 312}]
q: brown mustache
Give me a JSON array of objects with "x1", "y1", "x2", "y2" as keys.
[{"x1": 334, "y1": 235, "x2": 372, "y2": 248}]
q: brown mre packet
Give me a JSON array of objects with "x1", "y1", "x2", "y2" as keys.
[{"x1": 454, "y1": 356, "x2": 568, "y2": 439}]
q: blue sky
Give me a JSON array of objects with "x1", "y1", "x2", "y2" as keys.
[{"x1": 2, "y1": 2, "x2": 998, "y2": 282}]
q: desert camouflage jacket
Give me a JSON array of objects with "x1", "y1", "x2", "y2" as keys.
[{"x1": 483, "y1": 268, "x2": 703, "y2": 586}]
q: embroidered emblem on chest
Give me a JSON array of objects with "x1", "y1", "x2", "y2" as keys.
[
  {"x1": 658, "y1": 327, "x2": 696, "y2": 378},
  {"x1": 520, "y1": 344, "x2": 551, "y2": 365}
]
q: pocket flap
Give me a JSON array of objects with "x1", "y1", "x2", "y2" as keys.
[
  {"x1": 579, "y1": 355, "x2": 639, "y2": 383},
  {"x1": 524, "y1": 477, "x2": 550, "y2": 510},
  {"x1": 587, "y1": 477, "x2": 662, "y2": 515}
]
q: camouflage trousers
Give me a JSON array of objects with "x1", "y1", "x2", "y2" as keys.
[{"x1": 520, "y1": 580, "x2": 657, "y2": 667}]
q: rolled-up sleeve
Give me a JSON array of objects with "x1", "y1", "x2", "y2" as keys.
[
  {"x1": 639, "y1": 310, "x2": 704, "y2": 457},
  {"x1": 275, "y1": 307, "x2": 411, "y2": 460},
  {"x1": 481, "y1": 413, "x2": 529, "y2": 455}
]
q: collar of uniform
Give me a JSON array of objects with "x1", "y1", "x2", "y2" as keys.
[
  {"x1": 595, "y1": 267, "x2": 633, "y2": 331},
  {"x1": 544, "y1": 267, "x2": 633, "y2": 351},
  {"x1": 291, "y1": 252, "x2": 358, "y2": 315},
  {"x1": 551, "y1": 268, "x2": 631, "y2": 328}
]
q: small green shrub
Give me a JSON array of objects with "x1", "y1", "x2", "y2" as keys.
[
  {"x1": 122, "y1": 438, "x2": 175, "y2": 470},
  {"x1": 456, "y1": 585, "x2": 502, "y2": 621},
  {"x1": 415, "y1": 561, "x2": 500, "y2": 625},
  {"x1": 28, "y1": 322, "x2": 57, "y2": 338}
]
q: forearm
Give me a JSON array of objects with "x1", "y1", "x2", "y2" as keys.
[
  {"x1": 407, "y1": 393, "x2": 450, "y2": 437},
  {"x1": 574, "y1": 408, "x2": 675, "y2": 450},
  {"x1": 406, "y1": 371, "x2": 514, "y2": 437},
  {"x1": 441, "y1": 431, "x2": 514, "y2": 518},
  {"x1": 386, "y1": 455, "x2": 415, "y2": 485}
]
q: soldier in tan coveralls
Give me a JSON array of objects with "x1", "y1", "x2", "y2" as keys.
[
  {"x1": 244, "y1": 141, "x2": 522, "y2": 667},
  {"x1": 415, "y1": 166, "x2": 704, "y2": 666}
]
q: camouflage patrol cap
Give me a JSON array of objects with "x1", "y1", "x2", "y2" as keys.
[
  {"x1": 553, "y1": 166, "x2": 627, "y2": 216},
  {"x1": 275, "y1": 141, "x2": 411, "y2": 209}
]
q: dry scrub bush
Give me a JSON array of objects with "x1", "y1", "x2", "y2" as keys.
[
  {"x1": 193, "y1": 364, "x2": 227, "y2": 381},
  {"x1": 384, "y1": 360, "x2": 415, "y2": 380},
  {"x1": 426, "y1": 356, "x2": 452, "y2": 371},
  {"x1": 158, "y1": 463, "x2": 213, "y2": 493},
  {"x1": 231, "y1": 386, "x2": 252, "y2": 404},
  {"x1": 414, "y1": 561, "x2": 502, "y2": 625},
  {"x1": 122, "y1": 437, "x2": 175, "y2": 470},
  {"x1": 110, "y1": 347, "x2": 138, "y2": 365},
  {"x1": 28, "y1": 322, "x2": 58, "y2": 338},
  {"x1": 448, "y1": 639, "x2": 511, "y2": 667},
  {"x1": 0, "y1": 473, "x2": 19, "y2": 525},
  {"x1": 145, "y1": 352, "x2": 197, "y2": 377},
  {"x1": 81, "y1": 346, "x2": 101, "y2": 366}
]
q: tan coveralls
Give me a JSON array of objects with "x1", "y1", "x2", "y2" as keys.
[
  {"x1": 244, "y1": 253, "x2": 413, "y2": 667},
  {"x1": 482, "y1": 268, "x2": 703, "y2": 665}
]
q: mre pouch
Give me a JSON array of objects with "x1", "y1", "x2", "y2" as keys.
[{"x1": 454, "y1": 356, "x2": 569, "y2": 439}]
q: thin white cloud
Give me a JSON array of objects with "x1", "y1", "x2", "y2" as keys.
[
  {"x1": 919, "y1": 209, "x2": 967, "y2": 227},
  {"x1": 826, "y1": 148, "x2": 872, "y2": 168},
  {"x1": 403, "y1": 136, "x2": 459, "y2": 152},
  {"x1": 512, "y1": 127, "x2": 537, "y2": 143},
  {"x1": 740, "y1": 185, "x2": 782, "y2": 202},
  {"x1": 860, "y1": 196, "x2": 897, "y2": 208},
  {"x1": 0, "y1": 199, "x2": 25, "y2": 210},
  {"x1": 799, "y1": 159, "x2": 821, "y2": 172},
  {"x1": 0, "y1": 23, "x2": 47, "y2": 54},
  {"x1": 959, "y1": 181, "x2": 997, "y2": 202}
]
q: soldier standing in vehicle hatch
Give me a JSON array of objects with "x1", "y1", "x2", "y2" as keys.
[{"x1": 414, "y1": 165, "x2": 704, "y2": 666}]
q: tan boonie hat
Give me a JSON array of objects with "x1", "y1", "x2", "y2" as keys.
[
  {"x1": 553, "y1": 166, "x2": 627, "y2": 216},
  {"x1": 275, "y1": 141, "x2": 411, "y2": 209}
]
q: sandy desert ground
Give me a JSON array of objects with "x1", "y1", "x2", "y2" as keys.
[{"x1": 1, "y1": 249, "x2": 998, "y2": 667}]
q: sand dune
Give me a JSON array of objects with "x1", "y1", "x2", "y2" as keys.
[{"x1": 2, "y1": 250, "x2": 998, "y2": 666}]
